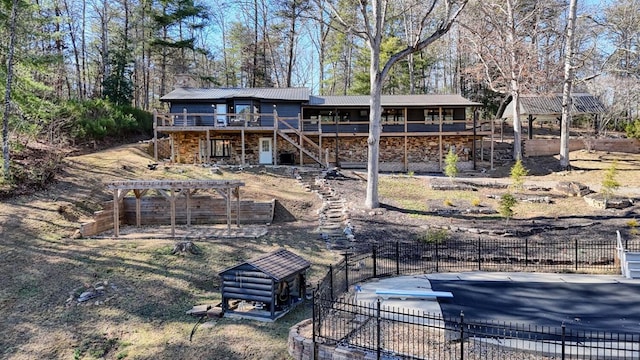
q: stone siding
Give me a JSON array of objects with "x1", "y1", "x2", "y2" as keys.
[{"x1": 170, "y1": 132, "x2": 474, "y2": 171}]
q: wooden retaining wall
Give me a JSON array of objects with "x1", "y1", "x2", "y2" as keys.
[
  {"x1": 121, "y1": 197, "x2": 275, "y2": 225},
  {"x1": 524, "y1": 138, "x2": 640, "y2": 157},
  {"x1": 80, "y1": 197, "x2": 275, "y2": 237},
  {"x1": 79, "y1": 200, "x2": 125, "y2": 237}
]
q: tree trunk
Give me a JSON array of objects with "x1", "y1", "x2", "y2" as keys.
[
  {"x1": 506, "y1": 0, "x2": 522, "y2": 160},
  {"x1": 365, "y1": 0, "x2": 384, "y2": 210},
  {"x1": 560, "y1": 0, "x2": 578, "y2": 169},
  {"x1": 3, "y1": 0, "x2": 18, "y2": 179}
]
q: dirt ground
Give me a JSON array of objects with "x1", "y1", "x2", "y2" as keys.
[{"x1": 1, "y1": 142, "x2": 639, "y2": 359}]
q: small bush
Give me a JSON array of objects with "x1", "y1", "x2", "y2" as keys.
[
  {"x1": 601, "y1": 161, "x2": 620, "y2": 201},
  {"x1": 415, "y1": 229, "x2": 448, "y2": 244},
  {"x1": 471, "y1": 197, "x2": 482, "y2": 207},
  {"x1": 509, "y1": 159, "x2": 528, "y2": 192},
  {"x1": 627, "y1": 219, "x2": 639, "y2": 228},
  {"x1": 444, "y1": 148, "x2": 459, "y2": 180},
  {"x1": 443, "y1": 198, "x2": 454, "y2": 207},
  {"x1": 499, "y1": 193, "x2": 517, "y2": 221}
]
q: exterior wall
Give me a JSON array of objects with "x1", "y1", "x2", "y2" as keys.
[
  {"x1": 172, "y1": 132, "x2": 273, "y2": 165},
  {"x1": 170, "y1": 131, "x2": 474, "y2": 171},
  {"x1": 321, "y1": 135, "x2": 474, "y2": 171}
]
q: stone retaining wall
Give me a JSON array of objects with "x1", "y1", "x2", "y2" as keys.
[{"x1": 288, "y1": 319, "x2": 374, "y2": 360}]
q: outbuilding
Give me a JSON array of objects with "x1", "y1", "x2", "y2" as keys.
[{"x1": 219, "y1": 248, "x2": 310, "y2": 321}]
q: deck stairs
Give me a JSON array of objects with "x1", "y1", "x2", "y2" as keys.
[
  {"x1": 276, "y1": 119, "x2": 325, "y2": 167},
  {"x1": 617, "y1": 230, "x2": 640, "y2": 279}
]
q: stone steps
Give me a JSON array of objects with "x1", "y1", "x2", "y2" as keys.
[{"x1": 296, "y1": 171, "x2": 354, "y2": 252}]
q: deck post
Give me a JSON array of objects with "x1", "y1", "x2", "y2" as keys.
[
  {"x1": 438, "y1": 107, "x2": 443, "y2": 171},
  {"x1": 153, "y1": 110, "x2": 158, "y2": 161},
  {"x1": 206, "y1": 130, "x2": 211, "y2": 165},
  {"x1": 241, "y1": 129, "x2": 246, "y2": 166},
  {"x1": 273, "y1": 108, "x2": 279, "y2": 166}
]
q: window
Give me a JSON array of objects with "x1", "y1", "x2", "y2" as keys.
[
  {"x1": 424, "y1": 108, "x2": 454, "y2": 124},
  {"x1": 382, "y1": 108, "x2": 404, "y2": 125},
  {"x1": 211, "y1": 139, "x2": 231, "y2": 157}
]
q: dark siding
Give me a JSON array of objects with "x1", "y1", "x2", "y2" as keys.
[{"x1": 169, "y1": 102, "x2": 216, "y2": 126}]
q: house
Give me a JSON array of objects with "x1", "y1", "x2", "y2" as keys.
[
  {"x1": 154, "y1": 86, "x2": 489, "y2": 172},
  {"x1": 499, "y1": 93, "x2": 606, "y2": 137},
  {"x1": 219, "y1": 248, "x2": 310, "y2": 321}
]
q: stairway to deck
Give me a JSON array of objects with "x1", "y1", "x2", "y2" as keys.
[{"x1": 276, "y1": 118, "x2": 325, "y2": 167}]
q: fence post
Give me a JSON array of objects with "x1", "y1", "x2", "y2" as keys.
[
  {"x1": 376, "y1": 298, "x2": 382, "y2": 360},
  {"x1": 312, "y1": 288, "x2": 317, "y2": 359},
  {"x1": 396, "y1": 241, "x2": 400, "y2": 275},
  {"x1": 435, "y1": 241, "x2": 439, "y2": 272},
  {"x1": 460, "y1": 311, "x2": 465, "y2": 360},
  {"x1": 477, "y1": 238, "x2": 481, "y2": 271},
  {"x1": 373, "y1": 245, "x2": 377, "y2": 278},
  {"x1": 525, "y1": 238, "x2": 528, "y2": 267},
  {"x1": 344, "y1": 253, "x2": 350, "y2": 292},
  {"x1": 329, "y1": 265, "x2": 334, "y2": 302},
  {"x1": 561, "y1": 323, "x2": 566, "y2": 360},
  {"x1": 575, "y1": 239, "x2": 579, "y2": 272}
]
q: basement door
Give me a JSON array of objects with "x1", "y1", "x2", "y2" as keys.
[{"x1": 259, "y1": 137, "x2": 273, "y2": 164}]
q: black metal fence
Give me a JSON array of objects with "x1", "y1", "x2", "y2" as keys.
[{"x1": 312, "y1": 238, "x2": 640, "y2": 359}]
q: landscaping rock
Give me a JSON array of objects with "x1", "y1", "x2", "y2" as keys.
[
  {"x1": 555, "y1": 181, "x2": 591, "y2": 197},
  {"x1": 584, "y1": 193, "x2": 632, "y2": 210}
]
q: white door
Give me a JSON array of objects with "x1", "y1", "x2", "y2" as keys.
[{"x1": 259, "y1": 138, "x2": 273, "y2": 164}]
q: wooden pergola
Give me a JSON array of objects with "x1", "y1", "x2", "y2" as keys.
[{"x1": 106, "y1": 180, "x2": 245, "y2": 238}]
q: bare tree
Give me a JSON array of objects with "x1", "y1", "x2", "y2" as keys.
[
  {"x1": 559, "y1": 0, "x2": 578, "y2": 169},
  {"x1": 323, "y1": 0, "x2": 467, "y2": 208},
  {"x1": 460, "y1": 0, "x2": 563, "y2": 160}
]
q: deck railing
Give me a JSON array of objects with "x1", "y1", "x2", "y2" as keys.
[{"x1": 154, "y1": 110, "x2": 488, "y2": 134}]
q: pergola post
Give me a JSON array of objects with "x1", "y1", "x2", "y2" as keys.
[
  {"x1": 113, "y1": 189, "x2": 119, "y2": 237},
  {"x1": 236, "y1": 186, "x2": 241, "y2": 227},
  {"x1": 226, "y1": 187, "x2": 232, "y2": 235}
]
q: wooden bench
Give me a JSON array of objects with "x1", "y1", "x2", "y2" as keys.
[{"x1": 375, "y1": 289, "x2": 453, "y2": 300}]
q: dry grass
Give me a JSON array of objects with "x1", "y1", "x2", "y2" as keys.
[
  {"x1": 1, "y1": 144, "x2": 639, "y2": 359},
  {"x1": 0, "y1": 143, "x2": 334, "y2": 360}
]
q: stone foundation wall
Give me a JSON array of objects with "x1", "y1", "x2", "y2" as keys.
[{"x1": 170, "y1": 132, "x2": 474, "y2": 170}]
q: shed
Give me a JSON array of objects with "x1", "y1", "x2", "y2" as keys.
[{"x1": 219, "y1": 248, "x2": 310, "y2": 321}]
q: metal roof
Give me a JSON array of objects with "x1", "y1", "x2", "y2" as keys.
[
  {"x1": 161, "y1": 87, "x2": 479, "y2": 107},
  {"x1": 309, "y1": 94, "x2": 480, "y2": 107},
  {"x1": 501, "y1": 93, "x2": 606, "y2": 118},
  {"x1": 220, "y1": 248, "x2": 310, "y2": 282},
  {"x1": 160, "y1": 87, "x2": 310, "y2": 102}
]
